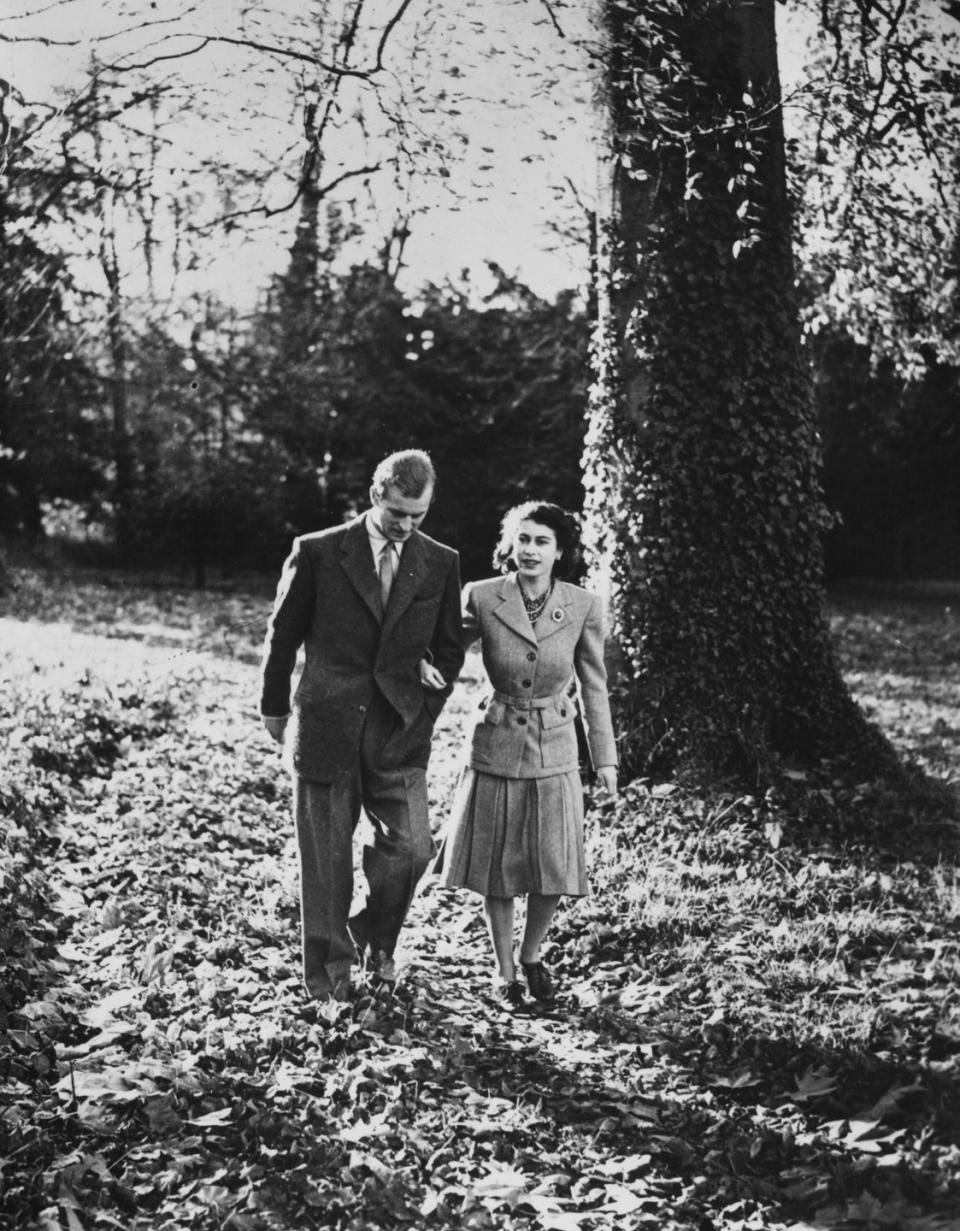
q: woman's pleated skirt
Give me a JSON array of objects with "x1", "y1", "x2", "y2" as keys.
[{"x1": 437, "y1": 768, "x2": 587, "y2": 897}]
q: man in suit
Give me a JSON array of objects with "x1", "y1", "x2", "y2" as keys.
[{"x1": 261, "y1": 449, "x2": 464, "y2": 1001}]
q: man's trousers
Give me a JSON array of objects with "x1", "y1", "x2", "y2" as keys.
[{"x1": 292, "y1": 692, "x2": 433, "y2": 998}]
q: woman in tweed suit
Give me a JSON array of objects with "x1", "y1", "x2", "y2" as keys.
[{"x1": 433, "y1": 502, "x2": 618, "y2": 1009}]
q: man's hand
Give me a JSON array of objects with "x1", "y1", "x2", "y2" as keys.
[
  {"x1": 596, "y1": 765, "x2": 618, "y2": 798},
  {"x1": 418, "y1": 659, "x2": 447, "y2": 691},
  {"x1": 262, "y1": 715, "x2": 288, "y2": 745}
]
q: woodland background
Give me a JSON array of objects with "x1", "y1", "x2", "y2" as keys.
[
  {"x1": 2, "y1": 0, "x2": 959, "y2": 586},
  {"x1": 2, "y1": 2, "x2": 960, "y2": 1228}
]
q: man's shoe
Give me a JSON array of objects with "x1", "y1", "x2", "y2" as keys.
[
  {"x1": 494, "y1": 980, "x2": 526, "y2": 1011},
  {"x1": 350, "y1": 920, "x2": 397, "y2": 988},
  {"x1": 367, "y1": 947, "x2": 397, "y2": 987},
  {"x1": 331, "y1": 973, "x2": 352, "y2": 1002},
  {"x1": 520, "y1": 960, "x2": 556, "y2": 1003}
]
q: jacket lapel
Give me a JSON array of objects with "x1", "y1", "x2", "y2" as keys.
[
  {"x1": 381, "y1": 531, "x2": 427, "y2": 638},
  {"x1": 340, "y1": 517, "x2": 382, "y2": 623},
  {"x1": 536, "y1": 579, "x2": 576, "y2": 643},
  {"x1": 492, "y1": 575, "x2": 538, "y2": 648}
]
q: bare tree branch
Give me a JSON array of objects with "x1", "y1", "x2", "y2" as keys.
[
  {"x1": 113, "y1": 34, "x2": 372, "y2": 79},
  {"x1": 1, "y1": 5, "x2": 208, "y2": 49},
  {"x1": 375, "y1": 0, "x2": 417, "y2": 69},
  {"x1": 537, "y1": 0, "x2": 566, "y2": 40},
  {"x1": 314, "y1": 0, "x2": 370, "y2": 150},
  {"x1": 0, "y1": 31, "x2": 83, "y2": 47},
  {"x1": 1, "y1": 0, "x2": 82, "y2": 20},
  {"x1": 195, "y1": 162, "x2": 382, "y2": 233},
  {"x1": 70, "y1": 0, "x2": 420, "y2": 85}
]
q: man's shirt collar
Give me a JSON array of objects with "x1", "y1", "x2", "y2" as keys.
[{"x1": 365, "y1": 510, "x2": 405, "y2": 557}]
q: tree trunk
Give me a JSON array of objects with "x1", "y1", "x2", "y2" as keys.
[
  {"x1": 191, "y1": 507, "x2": 208, "y2": 591},
  {"x1": 99, "y1": 192, "x2": 136, "y2": 565},
  {"x1": 584, "y1": 0, "x2": 890, "y2": 783}
]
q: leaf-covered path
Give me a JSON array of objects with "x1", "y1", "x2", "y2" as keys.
[{"x1": 2, "y1": 578, "x2": 959, "y2": 1230}]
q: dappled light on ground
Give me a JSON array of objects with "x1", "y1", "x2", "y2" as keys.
[{"x1": 2, "y1": 574, "x2": 958, "y2": 1229}]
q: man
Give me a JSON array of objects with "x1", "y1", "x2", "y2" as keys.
[{"x1": 260, "y1": 449, "x2": 464, "y2": 1001}]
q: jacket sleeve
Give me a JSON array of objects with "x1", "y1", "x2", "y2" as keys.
[
  {"x1": 460, "y1": 582, "x2": 483, "y2": 650},
  {"x1": 426, "y1": 551, "x2": 466, "y2": 699},
  {"x1": 574, "y1": 594, "x2": 618, "y2": 769},
  {"x1": 260, "y1": 539, "x2": 315, "y2": 717}
]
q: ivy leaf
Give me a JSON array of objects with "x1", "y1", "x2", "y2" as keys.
[
  {"x1": 597, "y1": 1183, "x2": 648, "y2": 1214},
  {"x1": 80, "y1": 986, "x2": 140, "y2": 1028},
  {"x1": 58, "y1": 1022, "x2": 136, "y2": 1059},
  {"x1": 707, "y1": 1068, "x2": 760, "y2": 1089},
  {"x1": 839, "y1": 1119, "x2": 907, "y2": 1153},
  {"x1": 791, "y1": 1065, "x2": 838, "y2": 1102},
  {"x1": 537, "y1": 1211, "x2": 595, "y2": 1231},
  {"x1": 56, "y1": 1070, "x2": 156, "y2": 1103},
  {"x1": 185, "y1": 1107, "x2": 234, "y2": 1127},
  {"x1": 859, "y1": 1081, "x2": 925, "y2": 1121},
  {"x1": 470, "y1": 1163, "x2": 529, "y2": 1208},
  {"x1": 349, "y1": 1150, "x2": 395, "y2": 1184}
]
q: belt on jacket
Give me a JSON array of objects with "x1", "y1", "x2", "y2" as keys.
[{"x1": 490, "y1": 682, "x2": 574, "y2": 711}]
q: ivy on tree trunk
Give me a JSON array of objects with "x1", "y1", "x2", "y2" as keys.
[{"x1": 584, "y1": 0, "x2": 889, "y2": 783}]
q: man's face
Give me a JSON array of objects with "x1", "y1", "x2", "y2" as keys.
[{"x1": 370, "y1": 482, "x2": 433, "y2": 543}]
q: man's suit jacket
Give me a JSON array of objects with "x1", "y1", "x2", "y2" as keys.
[
  {"x1": 462, "y1": 574, "x2": 617, "y2": 779},
  {"x1": 260, "y1": 516, "x2": 464, "y2": 782}
]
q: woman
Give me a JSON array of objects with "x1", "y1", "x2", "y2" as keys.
[{"x1": 431, "y1": 501, "x2": 618, "y2": 1010}]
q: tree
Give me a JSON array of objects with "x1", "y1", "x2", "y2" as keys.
[
  {"x1": 583, "y1": 0, "x2": 890, "y2": 783},
  {"x1": 0, "y1": 0, "x2": 403, "y2": 563},
  {"x1": 0, "y1": 86, "x2": 105, "y2": 542},
  {"x1": 792, "y1": 1, "x2": 960, "y2": 583},
  {"x1": 412, "y1": 266, "x2": 590, "y2": 579},
  {"x1": 6, "y1": 0, "x2": 957, "y2": 731},
  {"x1": 0, "y1": 229, "x2": 103, "y2": 540},
  {"x1": 791, "y1": 0, "x2": 960, "y2": 377},
  {"x1": 815, "y1": 323, "x2": 960, "y2": 581},
  {"x1": 241, "y1": 249, "x2": 591, "y2": 578}
]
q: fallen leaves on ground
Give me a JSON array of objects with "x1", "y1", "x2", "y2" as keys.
[{"x1": 1, "y1": 574, "x2": 958, "y2": 1230}]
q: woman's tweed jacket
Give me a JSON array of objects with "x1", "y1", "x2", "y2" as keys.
[{"x1": 461, "y1": 574, "x2": 617, "y2": 779}]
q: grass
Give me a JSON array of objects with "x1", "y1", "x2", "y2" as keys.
[{"x1": 1, "y1": 566, "x2": 958, "y2": 1230}]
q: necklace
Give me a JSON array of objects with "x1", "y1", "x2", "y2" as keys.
[{"x1": 520, "y1": 580, "x2": 553, "y2": 625}]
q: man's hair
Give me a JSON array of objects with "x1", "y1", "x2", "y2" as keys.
[
  {"x1": 371, "y1": 449, "x2": 436, "y2": 500},
  {"x1": 493, "y1": 501, "x2": 583, "y2": 579}
]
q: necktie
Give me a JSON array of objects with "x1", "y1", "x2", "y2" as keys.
[{"x1": 378, "y1": 542, "x2": 396, "y2": 611}]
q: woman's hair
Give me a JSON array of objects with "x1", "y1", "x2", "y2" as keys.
[{"x1": 493, "y1": 501, "x2": 583, "y2": 579}]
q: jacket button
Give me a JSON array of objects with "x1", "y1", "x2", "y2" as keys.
[
  {"x1": 526, "y1": 651, "x2": 536, "y2": 661},
  {"x1": 521, "y1": 679, "x2": 532, "y2": 688},
  {"x1": 358, "y1": 705, "x2": 367, "y2": 713},
  {"x1": 516, "y1": 716, "x2": 527, "y2": 726}
]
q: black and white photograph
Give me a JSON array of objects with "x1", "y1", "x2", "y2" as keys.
[{"x1": 2, "y1": 2, "x2": 959, "y2": 1228}]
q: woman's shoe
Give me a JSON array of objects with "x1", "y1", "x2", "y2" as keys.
[
  {"x1": 520, "y1": 960, "x2": 556, "y2": 1003},
  {"x1": 494, "y1": 980, "x2": 526, "y2": 1011}
]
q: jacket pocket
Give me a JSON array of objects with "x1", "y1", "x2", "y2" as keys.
[
  {"x1": 539, "y1": 699, "x2": 575, "y2": 768},
  {"x1": 470, "y1": 699, "x2": 505, "y2": 766},
  {"x1": 540, "y1": 700, "x2": 573, "y2": 730}
]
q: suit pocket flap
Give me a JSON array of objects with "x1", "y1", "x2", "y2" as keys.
[{"x1": 540, "y1": 701, "x2": 573, "y2": 730}]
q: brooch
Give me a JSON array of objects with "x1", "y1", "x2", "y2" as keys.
[{"x1": 551, "y1": 608, "x2": 564, "y2": 624}]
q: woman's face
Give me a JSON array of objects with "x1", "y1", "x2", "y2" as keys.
[{"x1": 511, "y1": 519, "x2": 561, "y2": 584}]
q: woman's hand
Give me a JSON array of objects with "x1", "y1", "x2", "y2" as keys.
[
  {"x1": 595, "y1": 765, "x2": 618, "y2": 798},
  {"x1": 419, "y1": 658, "x2": 447, "y2": 691}
]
